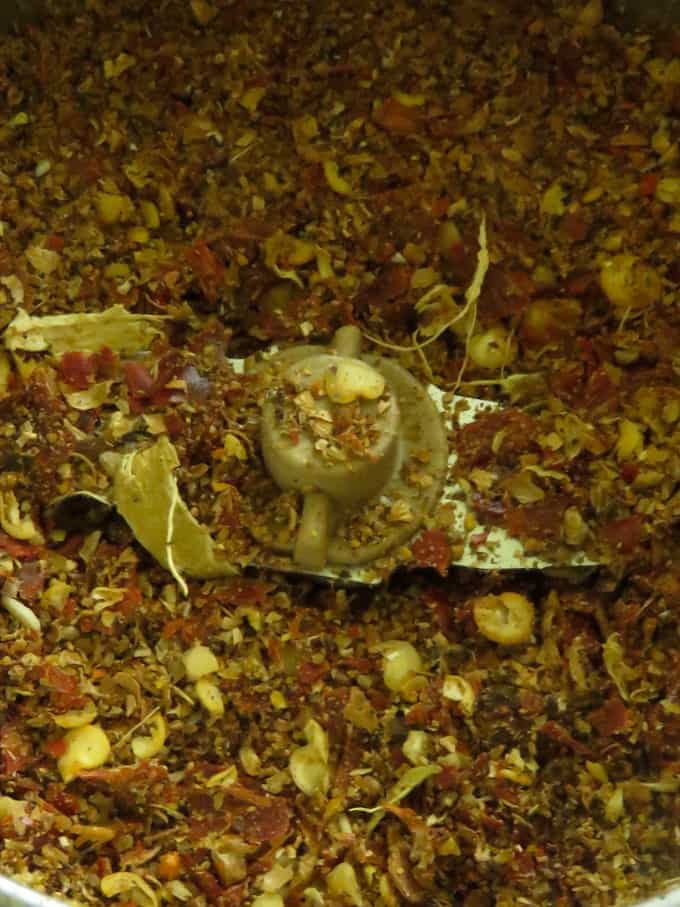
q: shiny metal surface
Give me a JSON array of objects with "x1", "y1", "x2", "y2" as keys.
[{"x1": 0, "y1": 876, "x2": 71, "y2": 907}]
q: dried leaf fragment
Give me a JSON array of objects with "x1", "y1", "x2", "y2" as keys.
[
  {"x1": 4, "y1": 304, "x2": 165, "y2": 356},
  {"x1": 102, "y1": 435, "x2": 236, "y2": 596},
  {"x1": 190, "y1": 0, "x2": 217, "y2": 24},
  {"x1": 103, "y1": 53, "x2": 136, "y2": 80},
  {"x1": 64, "y1": 380, "x2": 113, "y2": 411},
  {"x1": 327, "y1": 862, "x2": 364, "y2": 907},
  {"x1": 603, "y1": 633, "x2": 636, "y2": 702},
  {"x1": 356, "y1": 764, "x2": 441, "y2": 835},
  {"x1": 26, "y1": 245, "x2": 60, "y2": 275},
  {"x1": 101, "y1": 871, "x2": 158, "y2": 906}
]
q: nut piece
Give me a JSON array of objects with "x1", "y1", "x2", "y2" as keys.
[
  {"x1": 472, "y1": 592, "x2": 535, "y2": 645},
  {"x1": 57, "y1": 724, "x2": 111, "y2": 783},
  {"x1": 599, "y1": 255, "x2": 662, "y2": 311},
  {"x1": 324, "y1": 360, "x2": 386, "y2": 405},
  {"x1": 468, "y1": 326, "x2": 517, "y2": 370},
  {"x1": 183, "y1": 644, "x2": 219, "y2": 681},
  {"x1": 380, "y1": 641, "x2": 423, "y2": 694}
]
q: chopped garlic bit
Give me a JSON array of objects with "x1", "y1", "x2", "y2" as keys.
[
  {"x1": 183, "y1": 644, "x2": 220, "y2": 681},
  {"x1": 252, "y1": 896, "x2": 284, "y2": 907},
  {"x1": 103, "y1": 53, "x2": 137, "y2": 80},
  {"x1": 616, "y1": 419, "x2": 644, "y2": 461},
  {"x1": 0, "y1": 489, "x2": 43, "y2": 542},
  {"x1": 53, "y1": 699, "x2": 98, "y2": 729},
  {"x1": 212, "y1": 845, "x2": 248, "y2": 885},
  {"x1": 472, "y1": 592, "x2": 534, "y2": 645},
  {"x1": 72, "y1": 823, "x2": 116, "y2": 845},
  {"x1": 323, "y1": 160, "x2": 353, "y2": 196},
  {"x1": 131, "y1": 713, "x2": 167, "y2": 760},
  {"x1": 442, "y1": 674, "x2": 477, "y2": 716},
  {"x1": 26, "y1": 245, "x2": 60, "y2": 275},
  {"x1": 240, "y1": 86, "x2": 266, "y2": 113},
  {"x1": 222, "y1": 433, "x2": 248, "y2": 461},
  {"x1": 2, "y1": 589, "x2": 41, "y2": 633},
  {"x1": 100, "y1": 871, "x2": 158, "y2": 906},
  {"x1": 402, "y1": 730, "x2": 429, "y2": 765},
  {"x1": 58, "y1": 724, "x2": 111, "y2": 783},
  {"x1": 289, "y1": 719, "x2": 330, "y2": 796},
  {"x1": 195, "y1": 677, "x2": 225, "y2": 716},
  {"x1": 379, "y1": 640, "x2": 423, "y2": 693}
]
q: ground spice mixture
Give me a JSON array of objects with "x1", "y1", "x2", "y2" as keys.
[{"x1": 1, "y1": 0, "x2": 680, "y2": 904}]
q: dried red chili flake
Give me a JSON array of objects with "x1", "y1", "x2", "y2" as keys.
[
  {"x1": 477, "y1": 264, "x2": 534, "y2": 320},
  {"x1": 225, "y1": 783, "x2": 291, "y2": 845},
  {"x1": 40, "y1": 663, "x2": 80, "y2": 700},
  {"x1": 430, "y1": 196, "x2": 451, "y2": 219},
  {"x1": 561, "y1": 210, "x2": 589, "y2": 243},
  {"x1": 353, "y1": 263, "x2": 413, "y2": 314},
  {"x1": 90, "y1": 345, "x2": 118, "y2": 379},
  {"x1": 45, "y1": 234, "x2": 65, "y2": 252},
  {"x1": 124, "y1": 360, "x2": 155, "y2": 412},
  {"x1": 79, "y1": 762, "x2": 169, "y2": 789},
  {"x1": 424, "y1": 586, "x2": 455, "y2": 636},
  {"x1": 639, "y1": 172, "x2": 660, "y2": 197},
  {"x1": 44, "y1": 737, "x2": 68, "y2": 758},
  {"x1": 456, "y1": 409, "x2": 536, "y2": 469},
  {"x1": 225, "y1": 216, "x2": 275, "y2": 244},
  {"x1": 193, "y1": 870, "x2": 224, "y2": 905},
  {"x1": 504, "y1": 498, "x2": 568, "y2": 542},
  {"x1": 589, "y1": 696, "x2": 631, "y2": 737},
  {"x1": 164, "y1": 410, "x2": 185, "y2": 439},
  {"x1": 373, "y1": 97, "x2": 422, "y2": 134},
  {"x1": 0, "y1": 531, "x2": 42, "y2": 561},
  {"x1": 44, "y1": 785, "x2": 80, "y2": 816},
  {"x1": 620, "y1": 462, "x2": 640, "y2": 484},
  {"x1": 519, "y1": 689, "x2": 544, "y2": 716},
  {"x1": 603, "y1": 513, "x2": 644, "y2": 554},
  {"x1": 185, "y1": 240, "x2": 225, "y2": 303},
  {"x1": 538, "y1": 720, "x2": 594, "y2": 757},
  {"x1": 212, "y1": 578, "x2": 273, "y2": 607},
  {"x1": 297, "y1": 660, "x2": 330, "y2": 687},
  {"x1": 0, "y1": 723, "x2": 33, "y2": 774},
  {"x1": 412, "y1": 529, "x2": 452, "y2": 576}
]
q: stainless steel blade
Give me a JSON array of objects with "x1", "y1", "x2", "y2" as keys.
[{"x1": 228, "y1": 356, "x2": 595, "y2": 584}]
